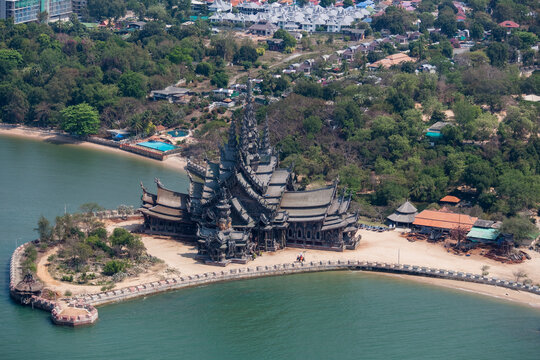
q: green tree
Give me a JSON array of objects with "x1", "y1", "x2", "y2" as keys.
[
  {"x1": 339, "y1": 164, "x2": 368, "y2": 194},
  {"x1": 372, "y1": 6, "x2": 415, "y2": 34},
  {"x1": 168, "y1": 45, "x2": 193, "y2": 64},
  {"x1": 118, "y1": 71, "x2": 146, "y2": 99},
  {"x1": 294, "y1": 80, "x2": 323, "y2": 98},
  {"x1": 109, "y1": 227, "x2": 135, "y2": 247},
  {"x1": 60, "y1": 103, "x2": 100, "y2": 136},
  {"x1": 303, "y1": 115, "x2": 322, "y2": 134},
  {"x1": 195, "y1": 61, "x2": 213, "y2": 76},
  {"x1": 486, "y1": 42, "x2": 508, "y2": 67},
  {"x1": 435, "y1": 9, "x2": 457, "y2": 37},
  {"x1": 463, "y1": 159, "x2": 495, "y2": 193},
  {"x1": 233, "y1": 45, "x2": 259, "y2": 64},
  {"x1": 273, "y1": 29, "x2": 297, "y2": 48},
  {"x1": 501, "y1": 106, "x2": 536, "y2": 140},
  {"x1": 0, "y1": 49, "x2": 22, "y2": 76},
  {"x1": 319, "y1": 0, "x2": 335, "y2": 7},
  {"x1": 499, "y1": 216, "x2": 538, "y2": 246},
  {"x1": 374, "y1": 181, "x2": 408, "y2": 206},
  {"x1": 34, "y1": 216, "x2": 53, "y2": 244},
  {"x1": 496, "y1": 170, "x2": 540, "y2": 214},
  {"x1": 470, "y1": 22, "x2": 484, "y2": 40},
  {"x1": 103, "y1": 259, "x2": 127, "y2": 275},
  {"x1": 468, "y1": 0, "x2": 488, "y2": 12},
  {"x1": 87, "y1": 0, "x2": 126, "y2": 21},
  {"x1": 211, "y1": 71, "x2": 229, "y2": 88}
]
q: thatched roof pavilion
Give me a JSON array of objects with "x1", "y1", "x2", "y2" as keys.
[{"x1": 387, "y1": 201, "x2": 418, "y2": 227}]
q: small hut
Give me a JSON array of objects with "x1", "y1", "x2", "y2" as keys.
[
  {"x1": 440, "y1": 195, "x2": 460, "y2": 205},
  {"x1": 387, "y1": 201, "x2": 418, "y2": 228},
  {"x1": 11, "y1": 274, "x2": 43, "y2": 304}
]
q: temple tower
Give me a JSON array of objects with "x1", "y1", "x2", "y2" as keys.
[
  {"x1": 240, "y1": 80, "x2": 259, "y2": 156},
  {"x1": 216, "y1": 189, "x2": 232, "y2": 231},
  {"x1": 260, "y1": 115, "x2": 271, "y2": 156}
]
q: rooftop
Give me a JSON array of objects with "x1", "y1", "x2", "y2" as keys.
[
  {"x1": 440, "y1": 195, "x2": 460, "y2": 203},
  {"x1": 396, "y1": 201, "x2": 417, "y2": 214},
  {"x1": 413, "y1": 210, "x2": 477, "y2": 230},
  {"x1": 467, "y1": 227, "x2": 499, "y2": 242}
]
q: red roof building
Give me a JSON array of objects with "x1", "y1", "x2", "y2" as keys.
[
  {"x1": 498, "y1": 21, "x2": 520, "y2": 29},
  {"x1": 413, "y1": 210, "x2": 477, "y2": 231},
  {"x1": 440, "y1": 195, "x2": 460, "y2": 204}
]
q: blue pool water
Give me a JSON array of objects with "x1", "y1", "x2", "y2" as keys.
[
  {"x1": 168, "y1": 129, "x2": 188, "y2": 137},
  {"x1": 426, "y1": 131, "x2": 442, "y2": 138},
  {"x1": 137, "y1": 140, "x2": 176, "y2": 152}
]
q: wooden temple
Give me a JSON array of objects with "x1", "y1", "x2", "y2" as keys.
[{"x1": 139, "y1": 81, "x2": 360, "y2": 265}]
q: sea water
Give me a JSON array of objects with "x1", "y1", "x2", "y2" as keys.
[{"x1": 0, "y1": 135, "x2": 539, "y2": 359}]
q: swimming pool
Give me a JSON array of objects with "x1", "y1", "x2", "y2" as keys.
[
  {"x1": 137, "y1": 140, "x2": 176, "y2": 152},
  {"x1": 167, "y1": 129, "x2": 188, "y2": 137}
]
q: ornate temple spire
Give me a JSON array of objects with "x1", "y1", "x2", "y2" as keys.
[
  {"x1": 239, "y1": 79, "x2": 259, "y2": 156},
  {"x1": 260, "y1": 114, "x2": 271, "y2": 155},
  {"x1": 216, "y1": 188, "x2": 232, "y2": 231},
  {"x1": 228, "y1": 117, "x2": 237, "y2": 148}
]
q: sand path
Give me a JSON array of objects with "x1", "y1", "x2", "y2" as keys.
[{"x1": 35, "y1": 222, "x2": 540, "y2": 307}]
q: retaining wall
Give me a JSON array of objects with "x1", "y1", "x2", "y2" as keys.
[
  {"x1": 10, "y1": 241, "x2": 540, "y2": 326},
  {"x1": 77, "y1": 260, "x2": 540, "y2": 307},
  {"x1": 51, "y1": 302, "x2": 99, "y2": 326},
  {"x1": 9, "y1": 241, "x2": 98, "y2": 326}
]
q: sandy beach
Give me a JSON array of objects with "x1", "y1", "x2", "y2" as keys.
[
  {"x1": 9, "y1": 124, "x2": 538, "y2": 308},
  {"x1": 35, "y1": 220, "x2": 540, "y2": 309},
  {"x1": 0, "y1": 125, "x2": 188, "y2": 172}
]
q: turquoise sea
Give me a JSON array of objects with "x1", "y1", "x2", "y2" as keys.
[{"x1": 1, "y1": 135, "x2": 539, "y2": 359}]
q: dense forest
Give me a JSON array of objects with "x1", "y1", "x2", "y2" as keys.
[{"x1": 0, "y1": 0, "x2": 539, "y2": 227}]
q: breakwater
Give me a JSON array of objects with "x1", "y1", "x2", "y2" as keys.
[
  {"x1": 76, "y1": 260, "x2": 540, "y2": 307},
  {"x1": 11, "y1": 241, "x2": 540, "y2": 327},
  {"x1": 9, "y1": 242, "x2": 98, "y2": 326}
]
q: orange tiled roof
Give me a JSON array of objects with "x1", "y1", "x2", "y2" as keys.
[
  {"x1": 498, "y1": 21, "x2": 520, "y2": 28},
  {"x1": 370, "y1": 53, "x2": 415, "y2": 68},
  {"x1": 413, "y1": 210, "x2": 477, "y2": 230},
  {"x1": 440, "y1": 195, "x2": 460, "y2": 203}
]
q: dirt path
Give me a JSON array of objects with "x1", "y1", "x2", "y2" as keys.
[{"x1": 269, "y1": 51, "x2": 316, "y2": 69}]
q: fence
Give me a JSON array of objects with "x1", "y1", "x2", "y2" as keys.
[
  {"x1": 10, "y1": 241, "x2": 540, "y2": 327},
  {"x1": 76, "y1": 260, "x2": 540, "y2": 307}
]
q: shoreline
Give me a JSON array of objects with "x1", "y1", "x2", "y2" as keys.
[
  {"x1": 56, "y1": 260, "x2": 540, "y2": 310},
  {"x1": 11, "y1": 240, "x2": 540, "y2": 328},
  {"x1": 0, "y1": 124, "x2": 188, "y2": 173},
  {"x1": 368, "y1": 272, "x2": 540, "y2": 309},
  {"x1": 27, "y1": 223, "x2": 540, "y2": 314}
]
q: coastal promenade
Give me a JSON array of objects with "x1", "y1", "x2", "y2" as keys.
[
  {"x1": 10, "y1": 240, "x2": 540, "y2": 326},
  {"x1": 75, "y1": 259, "x2": 540, "y2": 307}
]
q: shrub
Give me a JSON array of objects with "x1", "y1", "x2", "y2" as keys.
[
  {"x1": 61, "y1": 275, "x2": 73, "y2": 282},
  {"x1": 86, "y1": 235, "x2": 113, "y2": 255},
  {"x1": 103, "y1": 260, "x2": 127, "y2": 276},
  {"x1": 64, "y1": 290, "x2": 72, "y2": 296},
  {"x1": 109, "y1": 228, "x2": 135, "y2": 247},
  {"x1": 100, "y1": 284, "x2": 115, "y2": 292},
  {"x1": 24, "y1": 245, "x2": 38, "y2": 262},
  {"x1": 22, "y1": 259, "x2": 37, "y2": 274},
  {"x1": 89, "y1": 227, "x2": 108, "y2": 240}
]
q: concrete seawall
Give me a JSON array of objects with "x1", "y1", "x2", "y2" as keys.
[
  {"x1": 9, "y1": 242, "x2": 99, "y2": 326},
  {"x1": 76, "y1": 260, "x2": 540, "y2": 307},
  {"x1": 11, "y1": 241, "x2": 540, "y2": 326}
]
